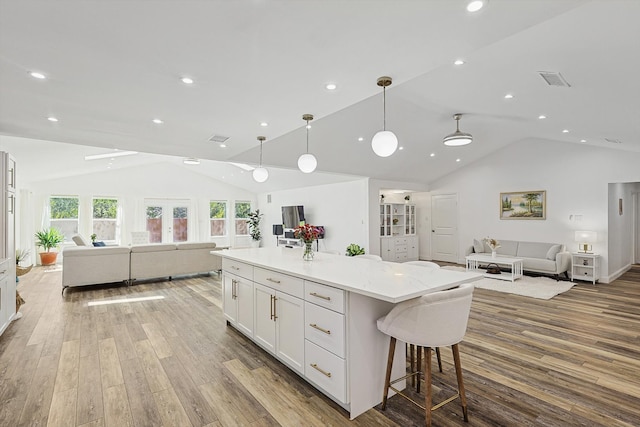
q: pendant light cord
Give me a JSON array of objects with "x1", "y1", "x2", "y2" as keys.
[
  {"x1": 306, "y1": 119, "x2": 310, "y2": 153},
  {"x1": 259, "y1": 140, "x2": 263, "y2": 166},
  {"x1": 383, "y1": 86, "x2": 387, "y2": 131}
]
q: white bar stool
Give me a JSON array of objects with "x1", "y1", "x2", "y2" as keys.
[{"x1": 377, "y1": 283, "x2": 474, "y2": 426}]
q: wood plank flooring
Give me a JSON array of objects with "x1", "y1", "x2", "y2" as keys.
[{"x1": 1, "y1": 264, "x2": 639, "y2": 426}]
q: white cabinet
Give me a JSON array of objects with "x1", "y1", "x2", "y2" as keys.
[
  {"x1": 380, "y1": 203, "x2": 418, "y2": 262},
  {"x1": 222, "y1": 273, "x2": 254, "y2": 337},
  {"x1": 571, "y1": 253, "x2": 601, "y2": 284},
  {"x1": 253, "y1": 273, "x2": 305, "y2": 374},
  {"x1": 0, "y1": 152, "x2": 16, "y2": 337},
  {"x1": 0, "y1": 260, "x2": 9, "y2": 335}
]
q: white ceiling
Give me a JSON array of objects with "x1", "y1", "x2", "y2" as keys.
[{"x1": 1, "y1": 0, "x2": 639, "y2": 191}]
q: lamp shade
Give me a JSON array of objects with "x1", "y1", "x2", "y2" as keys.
[
  {"x1": 575, "y1": 230, "x2": 597, "y2": 243},
  {"x1": 443, "y1": 131, "x2": 473, "y2": 146},
  {"x1": 297, "y1": 153, "x2": 317, "y2": 173},
  {"x1": 371, "y1": 130, "x2": 398, "y2": 157},
  {"x1": 252, "y1": 167, "x2": 269, "y2": 183}
]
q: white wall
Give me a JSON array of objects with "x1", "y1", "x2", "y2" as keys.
[
  {"x1": 18, "y1": 161, "x2": 257, "y2": 263},
  {"x1": 429, "y1": 139, "x2": 640, "y2": 282},
  {"x1": 257, "y1": 179, "x2": 370, "y2": 255}
]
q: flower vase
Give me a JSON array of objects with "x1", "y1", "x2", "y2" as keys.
[
  {"x1": 303, "y1": 241, "x2": 314, "y2": 261},
  {"x1": 491, "y1": 250, "x2": 497, "y2": 259}
]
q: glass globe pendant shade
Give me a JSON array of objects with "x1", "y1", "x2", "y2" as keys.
[
  {"x1": 252, "y1": 167, "x2": 269, "y2": 183},
  {"x1": 371, "y1": 130, "x2": 398, "y2": 157},
  {"x1": 297, "y1": 153, "x2": 317, "y2": 173}
]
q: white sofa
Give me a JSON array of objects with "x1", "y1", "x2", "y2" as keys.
[
  {"x1": 467, "y1": 239, "x2": 571, "y2": 280},
  {"x1": 62, "y1": 242, "x2": 223, "y2": 292}
]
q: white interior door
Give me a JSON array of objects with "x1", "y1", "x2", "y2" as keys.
[
  {"x1": 431, "y1": 194, "x2": 458, "y2": 263},
  {"x1": 144, "y1": 199, "x2": 190, "y2": 243},
  {"x1": 635, "y1": 193, "x2": 640, "y2": 264}
]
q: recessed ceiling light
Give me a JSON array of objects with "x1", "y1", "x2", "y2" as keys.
[
  {"x1": 504, "y1": 93, "x2": 514, "y2": 99},
  {"x1": 260, "y1": 122, "x2": 268, "y2": 127},
  {"x1": 430, "y1": 153, "x2": 435, "y2": 157},
  {"x1": 358, "y1": 137, "x2": 363, "y2": 142},
  {"x1": 47, "y1": 117, "x2": 58, "y2": 122},
  {"x1": 152, "y1": 118, "x2": 163, "y2": 124},
  {"x1": 467, "y1": 1, "x2": 485, "y2": 12},
  {"x1": 456, "y1": 158, "x2": 461, "y2": 162},
  {"x1": 181, "y1": 77, "x2": 194, "y2": 85},
  {"x1": 454, "y1": 59, "x2": 465, "y2": 66},
  {"x1": 398, "y1": 146, "x2": 404, "y2": 150},
  {"x1": 325, "y1": 83, "x2": 337, "y2": 91},
  {"x1": 219, "y1": 143, "x2": 227, "y2": 148},
  {"x1": 30, "y1": 71, "x2": 46, "y2": 79},
  {"x1": 580, "y1": 139, "x2": 587, "y2": 143},
  {"x1": 538, "y1": 115, "x2": 547, "y2": 120},
  {"x1": 562, "y1": 129, "x2": 570, "y2": 133}
]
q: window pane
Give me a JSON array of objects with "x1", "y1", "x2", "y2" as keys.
[
  {"x1": 173, "y1": 207, "x2": 188, "y2": 242},
  {"x1": 235, "y1": 219, "x2": 248, "y2": 235},
  {"x1": 210, "y1": 201, "x2": 226, "y2": 236},
  {"x1": 146, "y1": 206, "x2": 163, "y2": 243},
  {"x1": 210, "y1": 219, "x2": 226, "y2": 236},
  {"x1": 93, "y1": 198, "x2": 118, "y2": 241},
  {"x1": 50, "y1": 197, "x2": 78, "y2": 241},
  {"x1": 235, "y1": 202, "x2": 250, "y2": 235},
  {"x1": 210, "y1": 201, "x2": 226, "y2": 219}
]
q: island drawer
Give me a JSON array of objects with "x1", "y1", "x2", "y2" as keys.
[
  {"x1": 254, "y1": 267, "x2": 303, "y2": 299},
  {"x1": 305, "y1": 281, "x2": 345, "y2": 314},
  {"x1": 304, "y1": 302, "x2": 345, "y2": 358},
  {"x1": 222, "y1": 259, "x2": 253, "y2": 281},
  {"x1": 305, "y1": 340, "x2": 346, "y2": 404}
]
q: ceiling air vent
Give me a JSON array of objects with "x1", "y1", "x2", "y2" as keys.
[
  {"x1": 538, "y1": 71, "x2": 571, "y2": 87},
  {"x1": 604, "y1": 138, "x2": 623, "y2": 144},
  {"x1": 209, "y1": 134, "x2": 230, "y2": 143}
]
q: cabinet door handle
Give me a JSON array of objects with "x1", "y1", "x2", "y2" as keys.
[
  {"x1": 0, "y1": 270, "x2": 6, "y2": 274},
  {"x1": 310, "y1": 363, "x2": 332, "y2": 378},
  {"x1": 309, "y1": 292, "x2": 330, "y2": 301},
  {"x1": 309, "y1": 323, "x2": 331, "y2": 335},
  {"x1": 9, "y1": 167, "x2": 14, "y2": 187},
  {"x1": 231, "y1": 279, "x2": 237, "y2": 299},
  {"x1": 272, "y1": 296, "x2": 278, "y2": 321},
  {"x1": 231, "y1": 265, "x2": 240, "y2": 271},
  {"x1": 266, "y1": 278, "x2": 281, "y2": 284},
  {"x1": 8, "y1": 194, "x2": 14, "y2": 214},
  {"x1": 269, "y1": 294, "x2": 274, "y2": 320}
]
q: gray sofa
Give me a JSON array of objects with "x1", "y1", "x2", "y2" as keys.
[
  {"x1": 467, "y1": 239, "x2": 571, "y2": 279},
  {"x1": 62, "y1": 242, "x2": 223, "y2": 292}
]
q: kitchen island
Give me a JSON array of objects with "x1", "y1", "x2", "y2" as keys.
[{"x1": 217, "y1": 247, "x2": 481, "y2": 419}]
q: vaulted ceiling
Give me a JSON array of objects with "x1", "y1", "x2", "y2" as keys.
[{"x1": 1, "y1": 0, "x2": 638, "y2": 191}]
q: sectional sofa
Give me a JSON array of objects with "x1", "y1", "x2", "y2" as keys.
[
  {"x1": 62, "y1": 242, "x2": 223, "y2": 293},
  {"x1": 467, "y1": 238, "x2": 571, "y2": 280}
]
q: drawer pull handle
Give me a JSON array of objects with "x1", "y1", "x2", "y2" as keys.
[
  {"x1": 231, "y1": 266, "x2": 240, "y2": 270},
  {"x1": 0, "y1": 270, "x2": 6, "y2": 274},
  {"x1": 309, "y1": 292, "x2": 331, "y2": 301},
  {"x1": 309, "y1": 323, "x2": 331, "y2": 335},
  {"x1": 266, "y1": 278, "x2": 281, "y2": 284},
  {"x1": 310, "y1": 363, "x2": 332, "y2": 378}
]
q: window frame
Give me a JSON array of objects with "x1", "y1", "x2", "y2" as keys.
[
  {"x1": 49, "y1": 195, "x2": 80, "y2": 243},
  {"x1": 209, "y1": 200, "x2": 227, "y2": 237},
  {"x1": 92, "y1": 197, "x2": 119, "y2": 243},
  {"x1": 234, "y1": 201, "x2": 251, "y2": 236}
]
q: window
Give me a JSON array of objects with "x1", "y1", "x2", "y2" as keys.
[
  {"x1": 235, "y1": 201, "x2": 251, "y2": 235},
  {"x1": 210, "y1": 201, "x2": 227, "y2": 236},
  {"x1": 93, "y1": 198, "x2": 118, "y2": 242},
  {"x1": 50, "y1": 196, "x2": 79, "y2": 242}
]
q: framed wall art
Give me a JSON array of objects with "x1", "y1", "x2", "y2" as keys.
[{"x1": 500, "y1": 190, "x2": 546, "y2": 220}]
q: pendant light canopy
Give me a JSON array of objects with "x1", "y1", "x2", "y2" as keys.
[
  {"x1": 443, "y1": 114, "x2": 473, "y2": 146},
  {"x1": 297, "y1": 114, "x2": 317, "y2": 173},
  {"x1": 252, "y1": 136, "x2": 269, "y2": 183},
  {"x1": 371, "y1": 76, "x2": 398, "y2": 157}
]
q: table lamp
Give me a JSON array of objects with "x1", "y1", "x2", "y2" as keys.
[{"x1": 575, "y1": 230, "x2": 597, "y2": 253}]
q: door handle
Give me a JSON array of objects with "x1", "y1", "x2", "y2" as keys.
[{"x1": 272, "y1": 295, "x2": 278, "y2": 321}]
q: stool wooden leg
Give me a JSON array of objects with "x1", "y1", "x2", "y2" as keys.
[
  {"x1": 435, "y1": 347, "x2": 443, "y2": 373},
  {"x1": 410, "y1": 344, "x2": 415, "y2": 388},
  {"x1": 452, "y1": 344, "x2": 469, "y2": 422},
  {"x1": 382, "y1": 337, "x2": 397, "y2": 410},
  {"x1": 416, "y1": 346, "x2": 422, "y2": 393},
  {"x1": 425, "y1": 347, "x2": 433, "y2": 427}
]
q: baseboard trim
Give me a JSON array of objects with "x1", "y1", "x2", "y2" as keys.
[{"x1": 603, "y1": 263, "x2": 632, "y2": 284}]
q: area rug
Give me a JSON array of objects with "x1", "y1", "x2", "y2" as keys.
[{"x1": 443, "y1": 266, "x2": 574, "y2": 300}]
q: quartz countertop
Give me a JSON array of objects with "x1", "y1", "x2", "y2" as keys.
[{"x1": 217, "y1": 247, "x2": 482, "y2": 303}]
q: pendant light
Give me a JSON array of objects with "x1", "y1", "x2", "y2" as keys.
[
  {"x1": 443, "y1": 113, "x2": 473, "y2": 146},
  {"x1": 252, "y1": 136, "x2": 269, "y2": 182},
  {"x1": 297, "y1": 114, "x2": 317, "y2": 173},
  {"x1": 371, "y1": 76, "x2": 398, "y2": 157}
]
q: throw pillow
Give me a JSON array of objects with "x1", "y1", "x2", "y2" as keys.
[
  {"x1": 546, "y1": 244, "x2": 561, "y2": 260},
  {"x1": 72, "y1": 234, "x2": 90, "y2": 246},
  {"x1": 92, "y1": 241, "x2": 106, "y2": 247},
  {"x1": 473, "y1": 239, "x2": 484, "y2": 253}
]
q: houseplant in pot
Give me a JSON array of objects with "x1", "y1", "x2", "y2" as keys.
[
  {"x1": 35, "y1": 227, "x2": 64, "y2": 265},
  {"x1": 247, "y1": 209, "x2": 263, "y2": 248}
]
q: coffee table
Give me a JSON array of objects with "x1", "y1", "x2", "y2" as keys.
[{"x1": 465, "y1": 254, "x2": 523, "y2": 282}]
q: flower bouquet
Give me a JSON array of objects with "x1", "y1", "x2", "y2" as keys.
[
  {"x1": 484, "y1": 237, "x2": 500, "y2": 258},
  {"x1": 294, "y1": 224, "x2": 320, "y2": 260}
]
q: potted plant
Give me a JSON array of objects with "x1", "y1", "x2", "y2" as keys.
[
  {"x1": 35, "y1": 227, "x2": 64, "y2": 265},
  {"x1": 345, "y1": 243, "x2": 366, "y2": 257},
  {"x1": 90, "y1": 233, "x2": 97, "y2": 243},
  {"x1": 16, "y1": 248, "x2": 33, "y2": 277},
  {"x1": 247, "y1": 209, "x2": 263, "y2": 247}
]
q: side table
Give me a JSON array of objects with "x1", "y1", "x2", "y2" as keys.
[{"x1": 571, "y1": 253, "x2": 600, "y2": 285}]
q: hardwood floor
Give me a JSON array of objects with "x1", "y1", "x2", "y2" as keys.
[{"x1": 1, "y1": 264, "x2": 639, "y2": 426}]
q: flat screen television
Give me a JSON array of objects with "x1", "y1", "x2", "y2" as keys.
[{"x1": 282, "y1": 205, "x2": 305, "y2": 229}]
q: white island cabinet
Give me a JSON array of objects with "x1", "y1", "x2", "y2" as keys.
[{"x1": 218, "y1": 247, "x2": 481, "y2": 419}]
